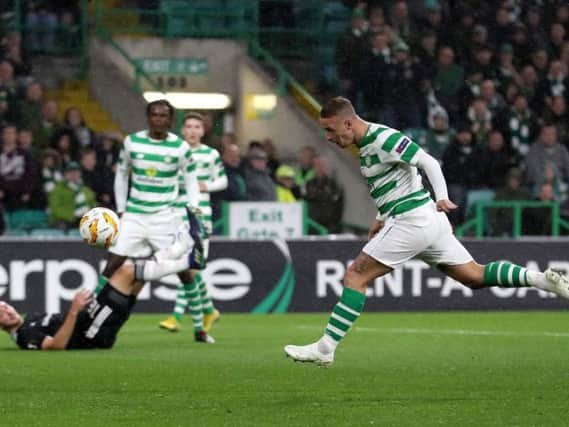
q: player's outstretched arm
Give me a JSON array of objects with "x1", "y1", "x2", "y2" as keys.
[
  {"x1": 205, "y1": 153, "x2": 228, "y2": 193},
  {"x1": 41, "y1": 289, "x2": 93, "y2": 350},
  {"x1": 114, "y1": 141, "x2": 131, "y2": 214},
  {"x1": 181, "y1": 149, "x2": 201, "y2": 209},
  {"x1": 414, "y1": 150, "x2": 457, "y2": 212}
]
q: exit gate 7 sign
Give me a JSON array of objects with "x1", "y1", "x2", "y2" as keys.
[{"x1": 227, "y1": 202, "x2": 304, "y2": 238}]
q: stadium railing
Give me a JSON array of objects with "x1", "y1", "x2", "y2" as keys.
[{"x1": 455, "y1": 200, "x2": 569, "y2": 238}]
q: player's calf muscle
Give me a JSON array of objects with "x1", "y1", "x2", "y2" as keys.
[{"x1": 441, "y1": 262, "x2": 485, "y2": 289}]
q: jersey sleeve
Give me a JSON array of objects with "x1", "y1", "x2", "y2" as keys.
[
  {"x1": 205, "y1": 150, "x2": 228, "y2": 192},
  {"x1": 378, "y1": 132, "x2": 423, "y2": 166},
  {"x1": 16, "y1": 324, "x2": 49, "y2": 350},
  {"x1": 179, "y1": 145, "x2": 200, "y2": 208},
  {"x1": 114, "y1": 136, "x2": 131, "y2": 213}
]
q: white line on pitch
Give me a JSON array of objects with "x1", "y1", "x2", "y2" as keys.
[{"x1": 298, "y1": 325, "x2": 569, "y2": 338}]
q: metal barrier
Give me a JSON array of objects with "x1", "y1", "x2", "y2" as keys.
[{"x1": 455, "y1": 200, "x2": 569, "y2": 238}]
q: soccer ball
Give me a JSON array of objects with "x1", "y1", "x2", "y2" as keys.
[{"x1": 79, "y1": 207, "x2": 120, "y2": 248}]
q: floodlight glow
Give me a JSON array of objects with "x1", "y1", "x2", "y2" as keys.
[
  {"x1": 251, "y1": 94, "x2": 277, "y2": 110},
  {"x1": 143, "y1": 92, "x2": 231, "y2": 110}
]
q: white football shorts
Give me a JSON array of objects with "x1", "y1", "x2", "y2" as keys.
[
  {"x1": 363, "y1": 200, "x2": 473, "y2": 269},
  {"x1": 110, "y1": 208, "x2": 182, "y2": 258}
]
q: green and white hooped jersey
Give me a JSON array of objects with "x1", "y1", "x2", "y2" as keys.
[
  {"x1": 359, "y1": 123, "x2": 431, "y2": 220},
  {"x1": 175, "y1": 144, "x2": 226, "y2": 232},
  {"x1": 118, "y1": 130, "x2": 195, "y2": 214}
]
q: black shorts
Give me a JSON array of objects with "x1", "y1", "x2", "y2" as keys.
[{"x1": 68, "y1": 284, "x2": 134, "y2": 350}]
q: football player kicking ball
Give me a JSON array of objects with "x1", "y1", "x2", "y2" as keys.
[
  {"x1": 159, "y1": 112, "x2": 227, "y2": 334},
  {"x1": 0, "y1": 216, "x2": 204, "y2": 350},
  {"x1": 284, "y1": 97, "x2": 569, "y2": 366}
]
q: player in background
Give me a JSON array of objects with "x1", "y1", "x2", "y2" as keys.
[
  {"x1": 99, "y1": 100, "x2": 215, "y2": 343},
  {"x1": 0, "y1": 227, "x2": 204, "y2": 351},
  {"x1": 284, "y1": 97, "x2": 569, "y2": 366},
  {"x1": 159, "y1": 112, "x2": 227, "y2": 333}
]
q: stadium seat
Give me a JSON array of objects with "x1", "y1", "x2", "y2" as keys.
[
  {"x1": 224, "y1": 0, "x2": 248, "y2": 36},
  {"x1": 192, "y1": 0, "x2": 225, "y2": 36},
  {"x1": 6, "y1": 209, "x2": 49, "y2": 231},
  {"x1": 160, "y1": 0, "x2": 193, "y2": 37},
  {"x1": 465, "y1": 189, "x2": 496, "y2": 218},
  {"x1": 29, "y1": 228, "x2": 66, "y2": 238},
  {"x1": 66, "y1": 228, "x2": 82, "y2": 239},
  {"x1": 3, "y1": 230, "x2": 29, "y2": 237}
]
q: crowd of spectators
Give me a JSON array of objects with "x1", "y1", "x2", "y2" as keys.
[
  {"x1": 334, "y1": 0, "x2": 569, "y2": 234},
  {"x1": 0, "y1": 10, "x2": 118, "y2": 235},
  {"x1": 210, "y1": 137, "x2": 345, "y2": 234},
  {"x1": 6, "y1": 0, "x2": 569, "y2": 236}
]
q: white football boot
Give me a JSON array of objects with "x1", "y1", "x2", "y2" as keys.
[
  {"x1": 284, "y1": 342, "x2": 334, "y2": 366},
  {"x1": 544, "y1": 268, "x2": 569, "y2": 299}
]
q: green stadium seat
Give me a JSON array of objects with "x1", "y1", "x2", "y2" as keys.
[
  {"x1": 224, "y1": 0, "x2": 248, "y2": 36},
  {"x1": 29, "y1": 228, "x2": 66, "y2": 238},
  {"x1": 3, "y1": 230, "x2": 29, "y2": 237},
  {"x1": 6, "y1": 209, "x2": 49, "y2": 231},
  {"x1": 466, "y1": 189, "x2": 496, "y2": 218},
  {"x1": 160, "y1": 0, "x2": 193, "y2": 37},
  {"x1": 66, "y1": 228, "x2": 82, "y2": 239}
]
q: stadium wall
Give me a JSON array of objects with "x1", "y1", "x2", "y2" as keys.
[
  {"x1": 1, "y1": 238, "x2": 568, "y2": 313},
  {"x1": 90, "y1": 38, "x2": 147, "y2": 133}
]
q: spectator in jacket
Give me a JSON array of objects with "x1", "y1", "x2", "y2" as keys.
[
  {"x1": 244, "y1": 148, "x2": 276, "y2": 201},
  {"x1": 0, "y1": 124, "x2": 39, "y2": 211},
  {"x1": 304, "y1": 155, "x2": 344, "y2": 234},
  {"x1": 524, "y1": 125, "x2": 569, "y2": 188},
  {"x1": 48, "y1": 161, "x2": 95, "y2": 230},
  {"x1": 442, "y1": 123, "x2": 479, "y2": 224},
  {"x1": 275, "y1": 165, "x2": 297, "y2": 203}
]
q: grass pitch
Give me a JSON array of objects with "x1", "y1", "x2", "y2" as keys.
[{"x1": 1, "y1": 312, "x2": 569, "y2": 426}]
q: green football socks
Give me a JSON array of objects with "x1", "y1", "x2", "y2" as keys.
[
  {"x1": 483, "y1": 261, "x2": 531, "y2": 287},
  {"x1": 324, "y1": 287, "x2": 366, "y2": 344}
]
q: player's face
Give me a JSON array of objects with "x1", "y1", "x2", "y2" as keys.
[
  {"x1": 182, "y1": 118, "x2": 205, "y2": 145},
  {"x1": 0, "y1": 301, "x2": 21, "y2": 330},
  {"x1": 320, "y1": 116, "x2": 355, "y2": 148},
  {"x1": 147, "y1": 105, "x2": 172, "y2": 136}
]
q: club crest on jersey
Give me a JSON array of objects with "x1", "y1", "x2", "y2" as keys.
[
  {"x1": 395, "y1": 137, "x2": 410, "y2": 154},
  {"x1": 165, "y1": 156, "x2": 173, "y2": 163}
]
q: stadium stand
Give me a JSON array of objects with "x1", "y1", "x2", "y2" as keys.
[{"x1": 1, "y1": 0, "x2": 569, "y2": 237}]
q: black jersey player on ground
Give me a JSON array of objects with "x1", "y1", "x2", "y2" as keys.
[
  {"x1": 0, "y1": 264, "x2": 142, "y2": 350},
  {"x1": 0, "y1": 207, "x2": 207, "y2": 350}
]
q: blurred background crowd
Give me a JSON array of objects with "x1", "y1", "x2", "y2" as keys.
[
  {"x1": 326, "y1": 0, "x2": 569, "y2": 234},
  {"x1": 1, "y1": 0, "x2": 569, "y2": 236}
]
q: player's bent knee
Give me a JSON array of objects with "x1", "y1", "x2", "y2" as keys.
[{"x1": 343, "y1": 268, "x2": 368, "y2": 292}]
